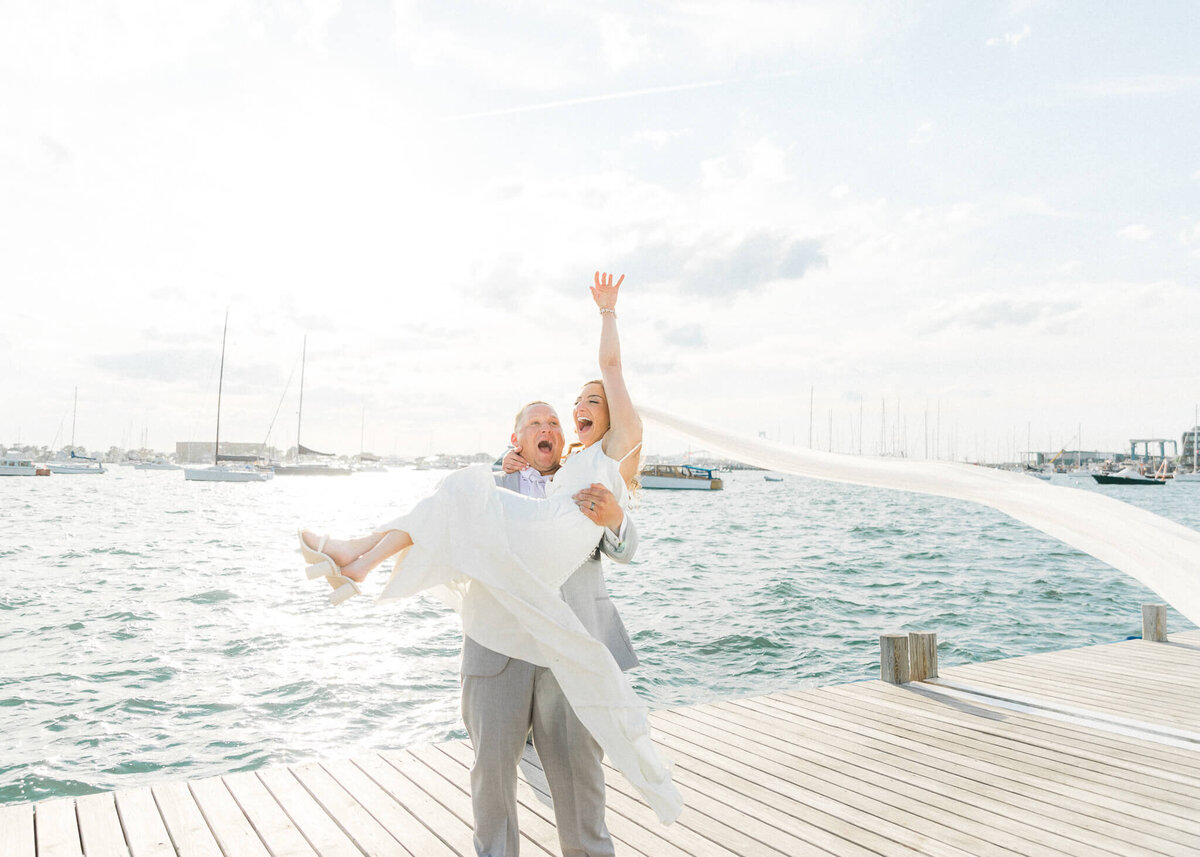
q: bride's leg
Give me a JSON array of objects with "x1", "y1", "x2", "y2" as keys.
[
  {"x1": 301, "y1": 530, "x2": 387, "y2": 567},
  {"x1": 340, "y1": 530, "x2": 413, "y2": 582}
]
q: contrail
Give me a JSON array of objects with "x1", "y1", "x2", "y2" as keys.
[{"x1": 441, "y1": 74, "x2": 789, "y2": 121}]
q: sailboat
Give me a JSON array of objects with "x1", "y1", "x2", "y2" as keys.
[
  {"x1": 47, "y1": 388, "x2": 106, "y2": 474},
  {"x1": 184, "y1": 313, "x2": 273, "y2": 483},
  {"x1": 352, "y1": 405, "x2": 387, "y2": 472},
  {"x1": 1175, "y1": 405, "x2": 1200, "y2": 483},
  {"x1": 272, "y1": 336, "x2": 351, "y2": 476}
]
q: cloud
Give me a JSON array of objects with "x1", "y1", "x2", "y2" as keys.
[
  {"x1": 986, "y1": 25, "x2": 1031, "y2": 47},
  {"x1": 1117, "y1": 223, "x2": 1153, "y2": 242},
  {"x1": 1070, "y1": 75, "x2": 1200, "y2": 97},
  {"x1": 683, "y1": 232, "x2": 827, "y2": 297},
  {"x1": 923, "y1": 295, "x2": 1082, "y2": 334},
  {"x1": 659, "y1": 323, "x2": 707, "y2": 348},
  {"x1": 93, "y1": 348, "x2": 217, "y2": 383}
]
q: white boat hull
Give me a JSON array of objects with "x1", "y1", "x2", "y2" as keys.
[
  {"x1": 184, "y1": 466, "x2": 273, "y2": 482},
  {"x1": 639, "y1": 475, "x2": 722, "y2": 490},
  {"x1": 48, "y1": 463, "x2": 106, "y2": 474}
]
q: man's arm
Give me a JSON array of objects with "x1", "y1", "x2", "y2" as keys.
[{"x1": 600, "y1": 514, "x2": 637, "y2": 564}]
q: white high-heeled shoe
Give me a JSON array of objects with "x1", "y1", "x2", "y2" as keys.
[{"x1": 298, "y1": 531, "x2": 361, "y2": 606}]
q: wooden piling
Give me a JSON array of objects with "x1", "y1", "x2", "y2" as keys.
[
  {"x1": 879, "y1": 633, "x2": 910, "y2": 684},
  {"x1": 1141, "y1": 603, "x2": 1167, "y2": 642},
  {"x1": 908, "y1": 631, "x2": 938, "y2": 680}
]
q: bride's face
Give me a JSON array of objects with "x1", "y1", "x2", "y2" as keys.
[{"x1": 573, "y1": 383, "x2": 609, "y2": 447}]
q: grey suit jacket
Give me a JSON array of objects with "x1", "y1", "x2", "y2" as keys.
[{"x1": 461, "y1": 469, "x2": 640, "y2": 677}]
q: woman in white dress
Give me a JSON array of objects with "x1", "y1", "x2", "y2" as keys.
[{"x1": 299, "y1": 271, "x2": 683, "y2": 823}]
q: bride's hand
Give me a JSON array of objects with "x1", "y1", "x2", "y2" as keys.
[
  {"x1": 502, "y1": 446, "x2": 529, "y2": 473},
  {"x1": 590, "y1": 271, "x2": 624, "y2": 311}
]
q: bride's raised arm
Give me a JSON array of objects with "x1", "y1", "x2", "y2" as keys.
[{"x1": 591, "y1": 271, "x2": 643, "y2": 483}]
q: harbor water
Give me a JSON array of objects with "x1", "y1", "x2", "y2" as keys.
[{"x1": 2, "y1": 466, "x2": 1197, "y2": 806}]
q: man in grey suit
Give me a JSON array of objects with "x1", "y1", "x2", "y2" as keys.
[{"x1": 463, "y1": 400, "x2": 639, "y2": 857}]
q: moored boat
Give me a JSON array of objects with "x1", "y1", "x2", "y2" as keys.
[
  {"x1": 47, "y1": 450, "x2": 106, "y2": 474},
  {"x1": 1092, "y1": 467, "x2": 1165, "y2": 486},
  {"x1": 1, "y1": 452, "x2": 39, "y2": 476},
  {"x1": 639, "y1": 464, "x2": 724, "y2": 490},
  {"x1": 134, "y1": 457, "x2": 182, "y2": 471},
  {"x1": 184, "y1": 312, "x2": 273, "y2": 483}
]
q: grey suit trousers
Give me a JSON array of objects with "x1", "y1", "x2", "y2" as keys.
[{"x1": 462, "y1": 470, "x2": 638, "y2": 857}]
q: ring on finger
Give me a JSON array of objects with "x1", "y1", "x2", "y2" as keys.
[{"x1": 590, "y1": 502, "x2": 596, "y2": 510}]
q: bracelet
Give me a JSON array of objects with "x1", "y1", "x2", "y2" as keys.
[{"x1": 599, "y1": 308, "x2": 617, "y2": 316}]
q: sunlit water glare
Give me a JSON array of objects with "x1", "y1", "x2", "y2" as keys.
[{"x1": 2, "y1": 466, "x2": 1196, "y2": 805}]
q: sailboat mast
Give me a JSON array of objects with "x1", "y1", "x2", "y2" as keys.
[
  {"x1": 296, "y1": 335, "x2": 307, "y2": 461},
  {"x1": 70, "y1": 387, "x2": 77, "y2": 450},
  {"x1": 214, "y1": 311, "x2": 229, "y2": 466}
]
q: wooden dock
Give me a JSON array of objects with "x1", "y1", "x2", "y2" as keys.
[{"x1": 5, "y1": 624, "x2": 1199, "y2": 856}]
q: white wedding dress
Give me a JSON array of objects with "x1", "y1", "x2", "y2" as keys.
[{"x1": 375, "y1": 441, "x2": 682, "y2": 824}]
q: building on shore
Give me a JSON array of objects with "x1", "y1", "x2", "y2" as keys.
[
  {"x1": 1027, "y1": 449, "x2": 1120, "y2": 468},
  {"x1": 175, "y1": 441, "x2": 270, "y2": 464}
]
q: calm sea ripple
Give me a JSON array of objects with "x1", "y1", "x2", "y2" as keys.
[{"x1": 1, "y1": 466, "x2": 1196, "y2": 805}]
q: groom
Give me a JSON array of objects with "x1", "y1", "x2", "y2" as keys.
[{"x1": 462, "y1": 400, "x2": 639, "y2": 857}]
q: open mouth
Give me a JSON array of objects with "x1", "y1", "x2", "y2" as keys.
[
  {"x1": 538, "y1": 440, "x2": 552, "y2": 452},
  {"x1": 576, "y1": 417, "x2": 593, "y2": 433}
]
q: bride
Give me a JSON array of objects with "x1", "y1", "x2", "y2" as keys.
[{"x1": 298, "y1": 272, "x2": 682, "y2": 823}]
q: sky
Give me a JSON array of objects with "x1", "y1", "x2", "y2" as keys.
[{"x1": 2, "y1": 1, "x2": 1199, "y2": 462}]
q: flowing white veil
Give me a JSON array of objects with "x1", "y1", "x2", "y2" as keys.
[{"x1": 640, "y1": 405, "x2": 1200, "y2": 629}]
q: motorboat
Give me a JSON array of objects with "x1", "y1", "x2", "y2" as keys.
[
  {"x1": 1092, "y1": 467, "x2": 1165, "y2": 486},
  {"x1": 639, "y1": 464, "x2": 724, "y2": 490},
  {"x1": 763, "y1": 475, "x2": 784, "y2": 482},
  {"x1": 1, "y1": 453, "x2": 42, "y2": 476}
]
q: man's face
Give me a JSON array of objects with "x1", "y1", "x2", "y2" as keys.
[{"x1": 512, "y1": 404, "x2": 565, "y2": 474}]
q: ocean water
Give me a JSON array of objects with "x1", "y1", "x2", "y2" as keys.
[{"x1": 2, "y1": 466, "x2": 1196, "y2": 806}]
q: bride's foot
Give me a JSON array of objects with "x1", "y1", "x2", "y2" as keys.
[
  {"x1": 300, "y1": 530, "x2": 367, "y2": 568},
  {"x1": 297, "y1": 531, "x2": 362, "y2": 605}
]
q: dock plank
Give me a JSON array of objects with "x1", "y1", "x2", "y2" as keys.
[
  {"x1": 75, "y1": 792, "x2": 131, "y2": 857},
  {"x1": 0, "y1": 802, "x2": 35, "y2": 857},
  {"x1": 33, "y1": 798, "x2": 82, "y2": 857},
  {"x1": 352, "y1": 753, "x2": 474, "y2": 857},
  {"x1": 321, "y1": 757, "x2": 460, "y2": 857},
  {"x1": 222, "y1": 771, "x2": 319, "y2": 857},
  {"x1": 112, "y1": 788, "x2": 173, "y2": 857},
  {"x1": 256, "y1": 766, "x2": 364, "y2": 857},
  {"x1": 188, "y1": 776, "x2": 271, "y2": 857},
  {"x1": 151, "y1": 780, "x2": 222, "y2": 857},
  {"x1": 288, "y1": 761, "x2": 411, "y2": 857}
]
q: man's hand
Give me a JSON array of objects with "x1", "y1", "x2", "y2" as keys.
[
  {"x1": 573, "y1": 483, "x2": 623, "y2": 531},
  {"x1": 502, "y1": 445, "x2": 530, "y2": 474}
]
